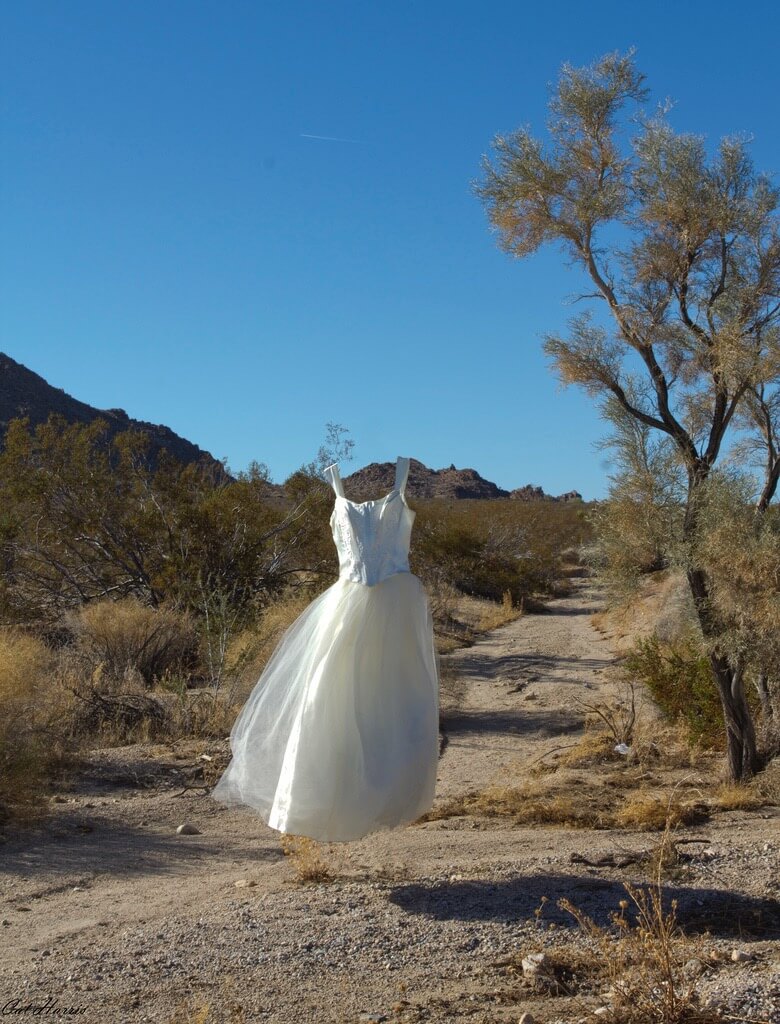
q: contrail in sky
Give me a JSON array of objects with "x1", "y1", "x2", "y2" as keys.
[{"x1": 300, "y1": 133, "x2": 364, "y2": 144}]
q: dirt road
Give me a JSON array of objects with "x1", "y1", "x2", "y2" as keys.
[{"x1": 1, "y1": 575, "x2": 778, "y2": 1023}]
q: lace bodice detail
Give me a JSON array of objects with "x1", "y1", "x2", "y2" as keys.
[{"x1": 323, "y1": 456, "x2": 415, "y2": 586}]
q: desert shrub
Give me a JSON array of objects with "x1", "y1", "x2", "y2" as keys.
[
  {"x1": 0, "y1": 630, "x2": 74, "y2": 823},
  {"x1": 412, "y1": 498, "x2": 590, "y2": 604},
  {"x1": 0, "y1": 415, "x2": 310, "y2": 625},
  {"x1": 68, "y1": 679, "x2": 172, "y2": 744},
  {"x1": 69, "y1": 598, "x2": 198, "y2": 687},
  {"x1": 622, "y1": 634, "x2": 724, "y2": 749},
  {"x1": 67, "y1": 671, "x2": 242, "y2": 745},
  {"x1": 585, "y1": 494, "x2": 681, "y2": 599}
]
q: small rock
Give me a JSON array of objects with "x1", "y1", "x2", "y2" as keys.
[
  {"x1": 72, "y1": 887, "x2": 83, "y2": 892},
  {"x1": 176, "y1": 823, "x2": 201, "y2": 836},
  {"x1": 684, "y1": 958, "x2": 706, "y2": 977},
  {"x1": 731, "y1": 949, "x2": 752, "y2": 962},
  {"x1": 1, "y1": 919, "x2": 10, "y2": 926},
  {"x1": 234, "y1": 879, "x2": 257, "y2": 889},
  {"x1": 521, "y1": 952, "x2": 547, "y2": 978},
  {"x1": 593, "y1": 1010, "x2": 610, "y2": 1019},
  {"x1": 518, "y1": 1014, "x2": 536, "y2": 1024}
]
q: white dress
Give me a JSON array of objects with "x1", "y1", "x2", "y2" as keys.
[{"x1": 211, "y1": 456, "x2": 440, "y2": 842}]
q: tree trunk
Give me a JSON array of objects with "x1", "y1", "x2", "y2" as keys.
[
  {"x1": 686, "y1": 566, "x2": 761, "y2": 781},
  {"x1": 709, "y1": 652, "x2": 762, "y2": 781},
  {"x1": 755, "y1": 672, "x2": 773, "y2": 720}
]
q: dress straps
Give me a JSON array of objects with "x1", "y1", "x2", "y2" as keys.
[
  {"x1": 323, "y1": 463, "x2": 345, "y2": 497},
  {"x1": 394, "y1": 456, "x2": 411, "y2": 498},
  {"x1": 325, "y1": 458, "x2": 410, "y2": 499}
]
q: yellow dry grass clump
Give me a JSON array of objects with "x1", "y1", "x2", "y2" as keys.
[
  {"x1": 475, "y1": 589, "x2": 523, "y2": 632},
  {"x1": 612, "y1": 794, "x2": 707, "y2": 831},
  {"x1": 280, "y1": 834, "x2": 334, "y2": 884},
  {"x1": 0, "y1": 629, "x2": 72, "y2": 823}
]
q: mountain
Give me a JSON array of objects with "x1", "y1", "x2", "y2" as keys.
[
  {"x1": 0, "y1": 352, "x2": 228, "y2": 478},
  {"x1": 343, "y1": 458, "x2": 582, "y2": 502},
  {"x1": 0, "y1": 354, "x2": 583, "y2": 501}
]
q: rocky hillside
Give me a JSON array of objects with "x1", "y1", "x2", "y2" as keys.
[
  {"x1": 0, "y1": 352, "x2": 228, "y2": 478},
  {"x1": 0, "y1": 355, "x2": 582, "y2": 501},
  {"x1": 343, "y1": 458, "x2": 582, "y2": 502}
]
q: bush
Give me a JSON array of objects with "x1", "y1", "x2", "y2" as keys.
[
  {"x1": 411, "y1": 498, "x2": 590, "y2": 604},
  {"x1": 622, "y1": 633, "x2": 724, "y2": 749},
  {"x1": 69, "y1": 598, "x2": 198, "y2": 687},
  {"x1": 0, "y1": 630, "x2": 73, "y2": 824}
]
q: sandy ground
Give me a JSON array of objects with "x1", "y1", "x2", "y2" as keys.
[{"x1": 1, "y1": 574, "x2": 779, "y2": 1023}]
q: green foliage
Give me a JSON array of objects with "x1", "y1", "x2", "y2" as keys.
[
  {"x1": 0, "y1": 414, "x2": 309, "y2": 623},
  {"x1": 411, "y1": 498, "x2": 591, "y2": 604},
  {"x1": 623, "y1": 634, "x2": 724, "y2": 749}
]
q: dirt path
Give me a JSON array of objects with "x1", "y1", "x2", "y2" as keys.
[
  {"x1": 1, "y1": 575, "x2": 778, "y2": 1024},
  {"x1": 436, "y1": 574, "x2": 614, "y2": 800}
]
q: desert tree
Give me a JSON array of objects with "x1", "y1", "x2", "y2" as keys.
[
  {"x1": 0, "y1": 415, "x2": 311, "y2": 624},
  {"x1": 475, "y1": 50, "x2": 780, "y2": 779}
]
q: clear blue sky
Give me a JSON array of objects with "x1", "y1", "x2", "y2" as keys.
[{"x1": 2, "y1": 1, "x2": 779, "y2": 499}]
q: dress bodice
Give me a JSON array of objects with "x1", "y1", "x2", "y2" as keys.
[{"x1": 323, "y1": 456, "x2": 416, "y2": 586}]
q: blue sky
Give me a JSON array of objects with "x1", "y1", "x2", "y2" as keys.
[{"x1": 2, "y1": 1, "x2": 779, "y2": 499}]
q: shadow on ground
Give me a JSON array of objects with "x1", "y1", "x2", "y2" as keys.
[
  {"x1": 450, "y1": 651, "x2": 614, "y2": 686},
  {"x1": 0, "y1": 815, "x2": 283, "y2": 881},
  {"x1": 440, "y1": 707, "x2": 583, "y2": 738},
  {"x1": 388, "y1": 874, "x2": 780, "y2": 939}
]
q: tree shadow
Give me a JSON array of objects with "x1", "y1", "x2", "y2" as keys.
[
  {"x1": 0, "y1": 814, "x2": 283, "y2": 881},
  {"x1": 387, "y1": 873, "x2": 780, "y2": 939},
  {"x1": 440, "y1": 707, "x2": 584, "y2": 738},
  {"x1": 451, "y1": 651, "x2": 614, "y2": 686}
]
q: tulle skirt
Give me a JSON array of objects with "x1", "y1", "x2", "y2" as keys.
[{"x1": 211, "y1": 570, "x2": 440, "y2": 842}]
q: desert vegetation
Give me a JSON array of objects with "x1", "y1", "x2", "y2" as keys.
[{"x1": 0, "y1": 413, "x2": 589, "y2": 824}]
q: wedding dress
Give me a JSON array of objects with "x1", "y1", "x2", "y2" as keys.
[{"x1": 211, "y1": 456, "x2": 440, "y2": 842}]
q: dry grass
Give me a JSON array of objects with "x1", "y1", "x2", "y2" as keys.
[
  {"x1": 224, "y1": 589, "x2": 314, "y2": 703},
  {"x1": 69, "y1": 598, "x2": 197, "y2": 687},
  {"x1": 0, "y1": 629, "x2": 76, "y2": 825},
  {"x1": 280, "y1": 835, "x2": 335, "y2": 884},
  {"x1": 755, "y1": 757, "x2": 780, "y2": 804},
  {"x1": 496, "y1": 937, "x2": 609, "y2": 996},
  {"x1": 165, "y1": 975, "x2": 247, "y2": 1022},
  {"x1": 558, "y1": 730, "x2": 618, "y2": 768},
  {"x1": 711, "y1": 782, "x2": 767, "y2": 811},
  {"x1": 421, "y1": 772, "x2": 719, "y2": 833},
  {"x1": 613, "y1": 794, "x2": 709, "y2": 831},
  {"x1": 475, "y1": 588, "x2": 524, "y2": 632},
  {"x1": 576, "y1": 680, "x2": 639, "y2": 747},
  {"x1": 492, "y1": 823, "x2": 723, "y2": 1021},
  {"x1": 558, "y1": 882, "x2": 721, "y2": 1023},
  {"x1": 421, "y1": 780, "x2": 605, "y2": 828},
  {"x1": 438, "y1": 658, "x2": 468, "y2": 714}
]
